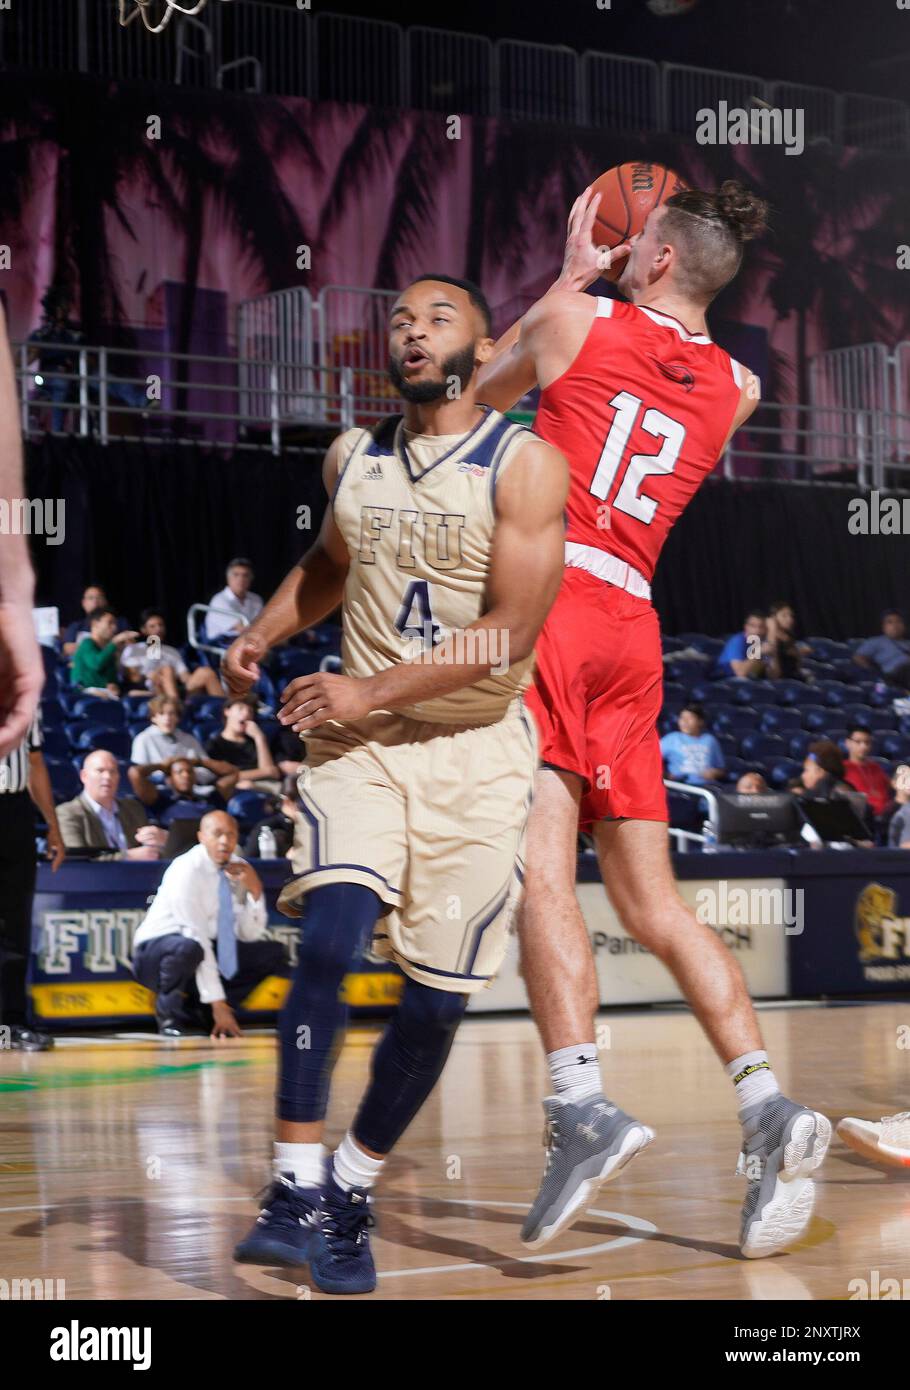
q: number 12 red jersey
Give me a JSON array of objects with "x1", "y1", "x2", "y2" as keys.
[{"x1": 533, "y1": 298, "x2": 744, "y2": 584}]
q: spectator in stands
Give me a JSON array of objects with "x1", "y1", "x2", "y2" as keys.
[
  {"x1": 843, "y1": 724, "x2": 894, "y2": 840},
  {"x1": 205, "y1": 696, "x2": 280, "y2": 795},
  {"x1": 715, "y1": 611, "x2": 767, "y2": 679},
  {"x1": 57, "y1": 749, "x2": 167, "y2": 860},
  {"x1": 130, "y1": 695, "x2": 236, "y2": 798},
  {"x1": 60, "y1": 585, "x2": 130, "y2": 657},
  {"x1": 792, "y1": 739, "x2": 870, "y2": 821},
  {"x1": 765, "y1": 600, "x2": 806, "y2": 680},
  {"x1": 70, "y1": 608, "x2": 139, "y2": 697},
  {"x1": 131, "y1": 810, "x2": 287, "y2": 1037},
  {"x1": 205, "y1": 559, "x2": 263, "y2": 644},
  {"x1": 736, "y1": 770, "x2": 768, "y2": 794},
  {"x1": 129, "y1": 755, "x2": 225, "y2": 826},
  {"x1": 120, "y1": 609, "x2": 224, "y2": 700},
  {"x1": 853, "y1": 610, "x2": 910, "y2": 689},
  {"x1": 660, "y1": 704, "x2": 725, "y2": 786},
  {"x1": 887, "y1": 766, "x2": 910, "y2": 848},
  {"x1": 270, "y1": 723, "x2": 306, "y2": 780}
]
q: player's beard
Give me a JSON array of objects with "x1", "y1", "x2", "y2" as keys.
[{"x1": 388, "y1": 341, "x2": 478, "y2": 403}]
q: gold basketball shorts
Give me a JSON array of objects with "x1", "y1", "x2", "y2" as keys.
[{"x1": 277, "y1": 701, "x2": 538, "y2": 994}]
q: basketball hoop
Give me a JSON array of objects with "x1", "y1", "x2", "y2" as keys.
[{"x1": 117, "y1": 0, "x2": 232, "y2": 35}]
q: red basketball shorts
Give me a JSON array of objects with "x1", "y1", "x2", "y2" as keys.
[{"x1": 524, "y1": 566, "x2": 667, "y2": 829}]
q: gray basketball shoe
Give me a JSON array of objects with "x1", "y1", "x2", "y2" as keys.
[
  {"x1": 521, "y1": 1095, "x2": 655, "y2": 1248},
  {"x1": 738, "y1": 1095, "x2": 831, "y2": 1258}
]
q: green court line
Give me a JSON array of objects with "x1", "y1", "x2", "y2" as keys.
[{"x1": 0, "y1": 1058, "x2": 252, "y2": 1093}]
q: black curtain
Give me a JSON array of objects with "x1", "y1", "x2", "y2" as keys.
[
  {"x1": 654, "y1": 480, "x2": 910, "y2": 640},
  {"x1": 26, "y1": 436, "x2": 328, "y2": 642},
  {"x1": 26, "y1": 436, "x2": 910, "y2": 642}
]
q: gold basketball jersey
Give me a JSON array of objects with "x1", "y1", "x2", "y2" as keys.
[{"x1": 332, "y1": 407, "x2": 537, "y2": 725}]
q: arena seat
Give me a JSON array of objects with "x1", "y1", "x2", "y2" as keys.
[
  {"x1": 676, "y1": 633, "x2": 724, "y2": 657},
  {"x1": 712, "y1": 706, "x2": 759, "y2": 734},
  {"x1": 661, "y1": 659, "x2": 709, "y2": 687},
  {"x1": 802, "y1": 705, "x2": 835, "y2": 731},
  {"x1": 772, "y1": 679, "x2": 813, "y2": 706},
  {"x1": 274, "y1": 649, "x2": 322, "y2": 679},
  {"x1": 813, "y1": 681, "x2": 853, "y2": 707},
  {"x1": 739, "y1": 732, "x2": 787, "y2": 762},
  {"x1": 806, "y1": 637, "x2": 850, "y2": 661},
  {"x1": 843, "y1": 705, "x2": 896, "y2": 731},
  {"x1": 767, "y1": 757, "x2": 802, "y2": 789},
  {"x1": 689, "y1": 679, "x2": 740, "y2": 704},
  {"x1": 45, "y1": 758, "x2": 81, "y2": 802},
  {"x1": 226, "y1": 790, "x2": 272, "y2": 829},
  {"x1": 879, "y1": 733, "x2": 910, "y2": 760},
  {"x1": 40, "y1": 697, "x2": 65, "y2": 726},
  {"x1": 718, "y1": 733, "x2": 740, "y2": 760},
  {"x1": 869, "y1": 684, "x2": 905, "y2": 708},
  {"x1": 733, "y1": 682, "x2": 776, "y2": 705},
  {"x1": 72, "y1": 696, "x2": 127, "y2": 726},
  {"x1": 788, "y1": 732, "x2": 813, "y2": 761},
  {"x1": 74, "y1": 726, "x2": 132, "y2": 759},
  {"x1": 41, "y1": 727, "x2": 72, "y2": 759},
  {"x1": 759, "y1": 707, "x2": 802, "y2": 732}
]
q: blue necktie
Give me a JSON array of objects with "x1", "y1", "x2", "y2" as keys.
[{"x1": 216, "y1": 870, "x2": 238, "y2": 980}]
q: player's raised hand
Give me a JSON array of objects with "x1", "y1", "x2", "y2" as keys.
[
  {"x1": 279, "y1": 671, "x2": 373, "y2": 732},
  {"x1": 554, "y1": 187, "x2": 631, "y2": 292},
  {"x1": 222, "y1": 631, "x2": 267, "y2": 696}
]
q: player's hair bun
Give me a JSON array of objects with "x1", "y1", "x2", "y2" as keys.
[{"x1": 715, "y1": 180, "x2": 769, "y2": 242}]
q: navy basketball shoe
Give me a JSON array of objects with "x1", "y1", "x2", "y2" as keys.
[
  {"x1": 308, "y1": 1174, "x2": 376, "y2": 1294},
  {"x1": 233, "y1": 1173, "x2": 320, "y2": 1267}
]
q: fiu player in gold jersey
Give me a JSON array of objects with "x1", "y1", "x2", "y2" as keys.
[{"x1": 227, "y1": 275, "x2": 568, "y2": 1293}]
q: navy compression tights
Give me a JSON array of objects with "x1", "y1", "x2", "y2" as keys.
[{"x1": 277, "y1": 882, "x2": 469, "y2": 1153}]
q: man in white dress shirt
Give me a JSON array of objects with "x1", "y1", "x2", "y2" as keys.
[
  {"x1": 131, "y1": 810, "x2": 287, "y2": 1037},
  {"x1": 205, "y1": 559, "x2": 264, "y2": 644}
]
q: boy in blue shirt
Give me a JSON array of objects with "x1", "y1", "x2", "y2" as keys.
[{"x1": 660, "y1": 703, "x2": 725, "y2": 786}]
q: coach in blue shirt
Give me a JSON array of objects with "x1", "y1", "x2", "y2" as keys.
[
  {"x1": 854, "y1": 610, "x2": 910, "y2": 688},
  {"x1": 660, "y1": 704, "x2": 725, "y2": 786}
]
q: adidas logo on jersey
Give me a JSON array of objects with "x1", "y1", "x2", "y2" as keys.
[{"x1": 361, "y1": 462, "x2": 384, "y2": 480}]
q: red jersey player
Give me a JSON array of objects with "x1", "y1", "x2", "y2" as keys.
[{"x1": 477, "y1": 180, "x2": 831, "y2": 1258}]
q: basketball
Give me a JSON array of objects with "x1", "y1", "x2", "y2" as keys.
[{"x1": 589, "y1": 161, "x2": 688, "y2": 281}]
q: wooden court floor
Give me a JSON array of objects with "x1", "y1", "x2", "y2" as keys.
[{"x1": 1, "y1": 1002, "x2": 908, "y2": 1300}]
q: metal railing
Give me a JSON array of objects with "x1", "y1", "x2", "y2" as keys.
[
  {"x1": 18, "y1": 331, "x2": 910, "y2": 484},
  {"x1": 2, "y1": 2, "x2": 907, "y2": 152},
  {"x1": 15, "y1": 339, "x2": 400, "y2": 454}
]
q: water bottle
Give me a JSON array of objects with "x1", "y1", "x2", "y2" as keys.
[{"x1": 257, "y1": 825, "x2": 277, "y2": 859}]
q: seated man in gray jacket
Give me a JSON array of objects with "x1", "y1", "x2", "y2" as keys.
[
  {"x1": 56, "y1": 749, "x2": 167, "y2": 860},
  {"x1": 131, "y1": 810, "x2": 287, "y2": 1037}
]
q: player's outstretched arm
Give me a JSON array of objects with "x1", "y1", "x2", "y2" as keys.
[
  {"x1": 277, "y1": 439, "x2": 569, "y2": 732},
  {"x1": 222, "y1": 437, "x2": 351, "y2": 696},
  {"x1": 476, "y1": 188, "x2": 630, "y2": 413}
]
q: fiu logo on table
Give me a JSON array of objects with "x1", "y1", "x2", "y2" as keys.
[
  {"x1": 855, "y1": 884, "x2": 910, "y2": 982},
  {"x1": 358, "y1": 506, "x2": 466, "y2": 571}
]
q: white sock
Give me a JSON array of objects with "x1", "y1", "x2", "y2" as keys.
[
  {"x1": 273, "y1": 1141, "x2": 326, "y2": 1190},
  {"x1": 547, "y1": 1043, "x2": 602, "y2": 1105},
  {"x1": 333, "y1": 1131, "x2": 385, "y2": 1192},
  {"x1": 726, "y1": 1051, "x2": 780, "y2": 1119}
]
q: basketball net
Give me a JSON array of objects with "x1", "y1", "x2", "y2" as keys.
[{"x1": 117, "y1": 0, "x2": 232, "y2": 35}]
